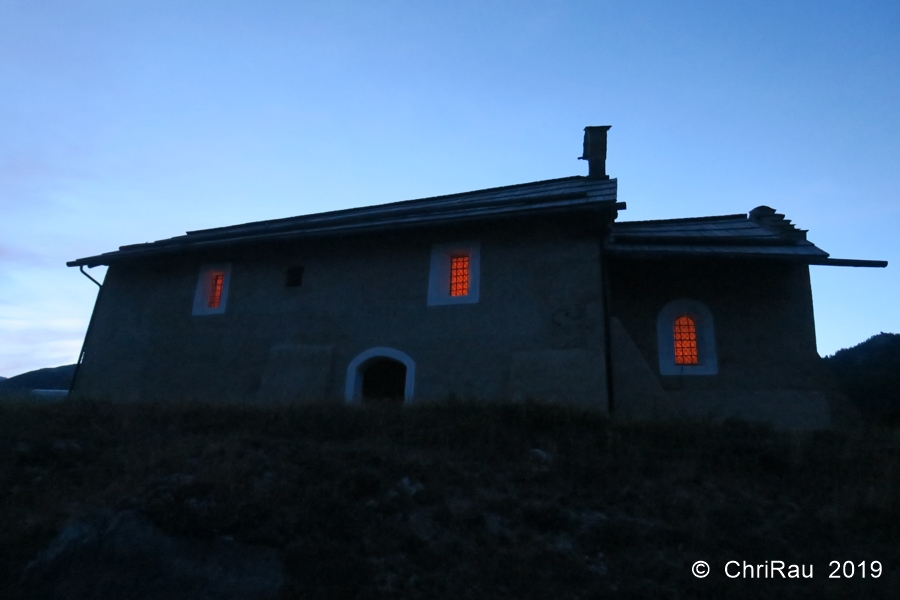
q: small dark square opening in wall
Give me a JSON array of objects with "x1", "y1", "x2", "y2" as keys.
[{"x1": 285, "y1": 266, "x2": 304, "y2": 287}]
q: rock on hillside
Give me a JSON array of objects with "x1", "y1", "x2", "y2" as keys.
[
  {"x1": 23, "y1": 509, "x2": 284, "y2": 600},
  {"x1": 824, "y1": 332, "x2": 900, "y2": 424}
]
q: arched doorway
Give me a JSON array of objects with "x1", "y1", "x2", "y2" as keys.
[
  {"x1": 361, "y1": 358, "x2": 406, "y2": 405},
  {"x1": 345, "y1": 347, "x2": 416, "y2": 404}
]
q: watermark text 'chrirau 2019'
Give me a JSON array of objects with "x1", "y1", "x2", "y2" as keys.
[
  {"x1": 725, "y1": 561, "x2": 813, "y2": 579},
  {"x1": 715, "y1": 560, "x2": 883, "y2": 579}
]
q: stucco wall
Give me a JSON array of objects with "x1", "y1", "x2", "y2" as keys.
[
  {"x1": 608, "y1": 256, "x2": 834, "y2": 428},
  {"x1": 72, "y1": 214, "x2": 609, "y2": 408}
]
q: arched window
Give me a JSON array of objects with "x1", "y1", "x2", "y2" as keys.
[
  {"x1": 673, "y1": 316, "x2": 699, "y2": 365},
  {"x1": 657, "y1": 299, "x2": 717, "y2": 375}
]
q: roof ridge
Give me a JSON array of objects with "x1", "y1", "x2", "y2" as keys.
[
  {"x1": 73, "y1": 177, "x2": 620, "y2": 266},
  {"x1": 186, "y1": 175, "x2": 608, "y2": 237},
  {"x1": 748, "y1": 205, "x2": 808, "y2": 241}
]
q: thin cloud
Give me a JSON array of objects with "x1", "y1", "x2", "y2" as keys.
[
  {"x1": 0, "y1": 320, "x2": 85, "y2": 376},
  {"x1": 0, "y1": 341, "x2": 82, "y2": 378},
  {"x1": 0, "y1": 153, "x2": 60, "y2": 181},
  {"x1": 0, "y1": 150, "x2": 94, "y2": 213},
  {"x1": 0, "y1": 244, "x2": 54, "y2": 268}
]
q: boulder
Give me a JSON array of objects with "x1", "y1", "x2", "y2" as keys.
[{"x1": 23, "y1": 509, "x2": 283, "y2": 600}]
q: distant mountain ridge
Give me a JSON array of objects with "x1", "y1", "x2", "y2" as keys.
[
  {"x1": 0, "y1": 365, "x2": 76, "y2": 392},
  {"x1": 824, "y1": 333, "x2": 900, "y2": 424}
]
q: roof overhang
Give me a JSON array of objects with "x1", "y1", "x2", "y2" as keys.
[
  {"x1": 608, "y1": 206, "x2": 887, "y2": 268},
  {"x1": 607, "y1": 245, "x2": 887, "y2": 267}
]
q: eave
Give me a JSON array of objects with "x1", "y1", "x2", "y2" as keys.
[{"x1": 609, "y1": 206, "x2": 887, "y2": 268}]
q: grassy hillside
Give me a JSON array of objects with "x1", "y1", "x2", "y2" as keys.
[{"x1": 1, "y1": 399, "x2": 898, "y2": 599}]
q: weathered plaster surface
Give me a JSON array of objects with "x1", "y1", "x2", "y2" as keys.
[
  {"x1": 609, "y1": 257, "x2": 834, "y2": 429},
  {"x1": 72, "y1": 214, "x2": 608, "y2": 407}
]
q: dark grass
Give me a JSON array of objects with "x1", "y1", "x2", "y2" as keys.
[{"x1": 1, "y1": 398, "x2": 898, "y2": 599}]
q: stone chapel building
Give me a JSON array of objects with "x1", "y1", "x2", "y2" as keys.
[{"x1": 67, "y1": 127, "x2": 886, "y2": 428}]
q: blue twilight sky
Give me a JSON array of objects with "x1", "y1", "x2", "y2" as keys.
[{"x1": 1, "y1": 0, "x2": 898, "y2": 377}]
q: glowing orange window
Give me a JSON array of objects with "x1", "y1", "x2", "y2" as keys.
[
  {"x1": 449, "y1": 255, "x2": 470, "y2": 297},
  {"x1": 673, "y1": 315, "x2": 699, "y2": 365},
  {"x1": 208, "y1": 273, "x2": 225, "y2": 309}
]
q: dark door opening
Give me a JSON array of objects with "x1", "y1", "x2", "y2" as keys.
[{"x1": 361, "y1": 358, "x2": 406, "y2": 405}]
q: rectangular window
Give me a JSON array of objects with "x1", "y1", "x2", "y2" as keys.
[
  {"x1": 208, "y1": 273, "x2": 225, "y2": 308},
  {"x1": 285, "y1": 266, "x2": 304, "y2": 288},
  {"x1": 427, "y1": 241, "x2": 479, "y2": 306},
  {"x1": 449, "y1": 255, "x2": 469, "y2": 296},
  {"x1": 192, "y1": 263, "x2": 232, "y2": 315}
]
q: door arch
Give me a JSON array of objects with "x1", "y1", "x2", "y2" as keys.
[{"x1": 345, "y1": 347, "x2": 416, "y2": 404}]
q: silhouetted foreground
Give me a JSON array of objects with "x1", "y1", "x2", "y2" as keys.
[{"x1": 1, "y1": 400, "x2": 897, "y2": 599}]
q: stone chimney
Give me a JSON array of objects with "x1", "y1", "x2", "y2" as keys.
[{"x1": 579, "y1": 126, "x2": 611, "y2": 179}]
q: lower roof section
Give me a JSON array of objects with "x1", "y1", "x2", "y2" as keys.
[{"x1": 609, "y1": 206, "x2": 887, "y2": 268}]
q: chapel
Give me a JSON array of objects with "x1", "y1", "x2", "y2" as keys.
[{"x1": 67, "y1": 127, "x2": 887, "y2": 428}]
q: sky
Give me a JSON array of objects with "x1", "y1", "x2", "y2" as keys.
[{"x1": 1, "y1": 0, "x2": 898, "y2": 377}]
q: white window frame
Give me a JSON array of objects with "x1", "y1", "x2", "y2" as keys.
[
  {"x1": 657, "y1": 298, "x2": 718, "y2": 375},
  {"x1": 427, "y1": 240, "x2": 480, "y2": 306},
  {"x1": 192, "y1": 263, "x2": 232, "y2": 316}
]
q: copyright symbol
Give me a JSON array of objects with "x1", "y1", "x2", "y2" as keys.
[{"x1": 692, "y1": 560, "x2": 710, "y2": 578}]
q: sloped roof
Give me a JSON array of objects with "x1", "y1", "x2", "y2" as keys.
[
  {"x1": 68, "y1": 176, "x2": 619, "y2": 268},
  {"x1": 68, "y1": 179, "x2": 886, "y2": 269},
  {"x1": 609, "y1": 206, "x2": 886, "y2": 267}
]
